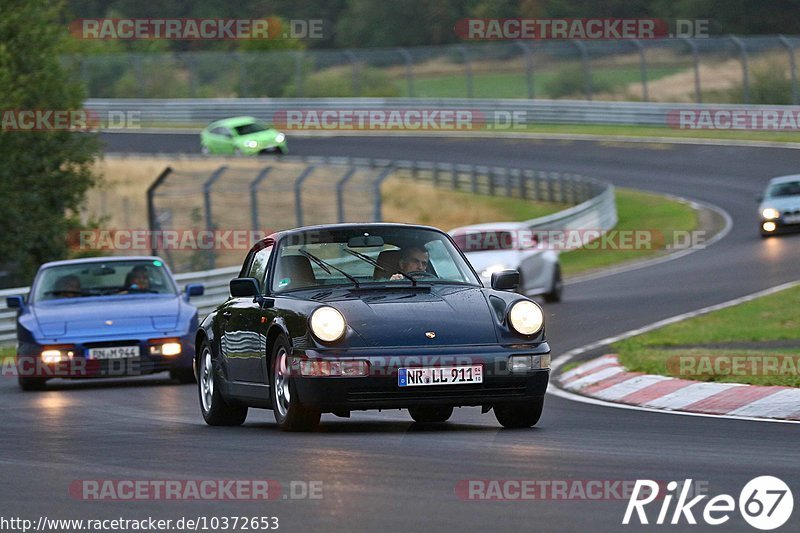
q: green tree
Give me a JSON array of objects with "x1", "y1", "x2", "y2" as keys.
[{"x1": 0, "y1": 0, "x2": 101, "y2": 287}]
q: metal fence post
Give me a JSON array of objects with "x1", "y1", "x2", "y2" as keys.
[
  {"x1": 573, "y1": 40, "x2": 592, "y2": 100},
  {"x1": 632, "y1": 40, "x2": 648, "y2": 102},
  {"x1": 682, "y1": 38, "x2": 702, "y2": 103},
  {"x1": 147, "y1": 167, "x2": 173, "y2": 257},
  {"x1": 515, "y1": 41, "x2": 535, "y2": 99},
  {"x1": 397, "y1": 48, "x2": 415, "y2": 97},
  {"x1": 344, "y1": 49, "x2": 360, "y2": 97},
  {"x1": 372, "y1": 166, "x2": 395, "y2": 221},
  {"x1": 294, "y1": 166, "x2": 316, "y2": 227},
  {"x1": 779, "y1": 35, "x2": 798, "y2": 104},
  {"x1": 295, "y1": 51, "x2": 304, "y2": 97},
  {"x1": 457, "y1": 45, "x2": 474, "y2": 98},
  {"x1": 249, "y1": 167, "x2": 272, "y2": 232},
  {"x1": 202, "y1": 166, "x2": 228, "y2": 269},
  {"x1": 730, "y1": 36, "x2": 750, "y2": 104},
  {"x1": 336, "y1": 167, "x2": 358, "y2": 223},
  {"x1": 185, "y1": 53, "x2": 197, "y2": 98}
]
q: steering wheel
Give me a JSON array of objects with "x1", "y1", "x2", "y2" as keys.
[{"x1": 405, "y1": 270, "x2": 438, "y2": 279}]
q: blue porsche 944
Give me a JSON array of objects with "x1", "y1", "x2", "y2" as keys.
[{"x1": 6, "y1": 256, "x2": 204, "y2": 390}]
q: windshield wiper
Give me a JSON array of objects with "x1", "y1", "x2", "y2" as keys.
[
  {"x1": 298, "y1": 249, "x2": 360, "y2": 288},
  {"x1": 343, "y1": 248, "x2": 417, "y2": 286}
]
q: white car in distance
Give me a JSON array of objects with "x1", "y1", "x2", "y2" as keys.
[{"x1": 450, "y1": 222, "x2": 562, "y2": 302}]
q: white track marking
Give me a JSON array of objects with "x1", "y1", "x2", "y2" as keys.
[
  {"x1": 593, "y1": 375, "x2": 671, "y2": 401},
  {"x1": 644, "y1": 382, "x2": 743, "y2": 410},
  {"x1": 728, "y1": 389, "x2": 800, "y2": 418}
]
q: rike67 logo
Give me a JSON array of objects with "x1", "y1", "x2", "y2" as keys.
[{"x1": 623, "y1": 477, "x2": 793, "y2": 530}]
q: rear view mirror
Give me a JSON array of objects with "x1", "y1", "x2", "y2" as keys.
[
  {"x1": 185, "y1": 284, "x2": 204, "y2": 298},
  {"x1": 348, "y1": 235, "x2": 385, "y2": 248},
  {"x1": 6, "y1": 295, "x2": 24, "y2": 309},
  {"x1": 230, "y1": 277, "x2": 260, "y2": 297},
  {"x1": 491, "y1": 270, "x2": 520, "y2": 291}
]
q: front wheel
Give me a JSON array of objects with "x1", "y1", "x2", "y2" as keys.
[
  {"x1": 271, "y1": 336, "x2": 321, "y2": 431},
  {"x1": 198, "y1": 342, "x2": 248, "y2": 426},
  {"x1": 494, "y1": 398, "x2": 544, "y2": 428},
  {"x1": 408, "y1": 405, "x2": 453, "y2": 424}
]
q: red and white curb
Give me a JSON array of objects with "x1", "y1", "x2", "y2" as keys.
[{"x1": 559, "y1": 355, "x2": 800, "y2": 421}]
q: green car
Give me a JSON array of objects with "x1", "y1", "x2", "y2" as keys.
[{"x1": 200, "y1": 116, "x2": 288, "y2": 156}]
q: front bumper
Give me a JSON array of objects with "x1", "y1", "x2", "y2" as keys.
[
  {"x1": 760, "y1": 216, "x2": 800, "y2": 235},
  {"x1": 17, "y1": 335, "x2": 194, "y2": 380},
  {"x1": 289, "y1": 343, "x2": 550, "y2": 412}
]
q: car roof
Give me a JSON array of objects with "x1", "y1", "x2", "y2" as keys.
[
  {"x1": 768, "y1": 174, "x2": 800, "y2": 185},
  {"x1": 208, "y1": 116, "x2": 260, "y2": 128},
  {"x1": 39, "y1": 256, "x2": 168, "y2": 269},
  {"x1": 449, "y1": 221, "x2": 529, "y2": 233}
]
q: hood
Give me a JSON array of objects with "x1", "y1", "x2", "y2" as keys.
[
  {"x1": 321, "y1": 285, "x2": 498, "y2": 348},
  {"x1": 31, "y1": 296, "x2": 182, "y2": 339},
  {"x1": 759, "y1": 196, "x2": 800, "y2": 214}
]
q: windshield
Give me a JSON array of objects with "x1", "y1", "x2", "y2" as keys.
[
  {"x1": 766, "y1": 181, "x2": 800, "y2": 198},
  {"x1": 31, "y1": 260, "x2": 177, "y2": 302},
  {"x1": 234, "y1": 122, "x2": 269, "y2": 135},
  {"x1": 271, "y1": 227, "x2": 479, "y2": 292}
]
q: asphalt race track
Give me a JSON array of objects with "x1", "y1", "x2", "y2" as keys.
[{"x1": 2, "y1": 133, "x2": 799, "y2": 532}]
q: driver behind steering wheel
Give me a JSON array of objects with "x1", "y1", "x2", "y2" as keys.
[{"x1": 390, "y1": 246, "x2": 429, "y2": 280}]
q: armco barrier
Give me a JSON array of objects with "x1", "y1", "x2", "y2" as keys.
[{"x1": 87, "y1": 97, "x2": 800, "y2": 128}]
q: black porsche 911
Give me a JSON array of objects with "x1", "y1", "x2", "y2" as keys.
[{"x1": 195, "y1": 223, "x2": 550, "y2": 431}]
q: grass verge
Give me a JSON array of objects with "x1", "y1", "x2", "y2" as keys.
[
  {"x1": 613, "y1": 284, "x2": 800, "y2": 387},
  {"x1": 559, "y1": 188, "x2": 698, "y2": 276}
]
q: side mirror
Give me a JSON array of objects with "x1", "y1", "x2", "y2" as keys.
[
  {"x1": 756, "y1": 194, "x2": 764, "y2": 203},
  {"x1": 491, "y1": 270, "x2": 520, "y2": 291},
  {"x1": 185, "y1": 284, "x2": 204, "y2": 298},
  {"x1": 230, "y1": 277, "x2": 260, "y2": 298},
  {"x1": 5, "y1": 295, "x2": 24, "y2": 309}
]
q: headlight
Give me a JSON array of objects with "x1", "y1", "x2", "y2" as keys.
[
  {"x1": 41, "y1": 348, "x2": 74, "y2": 364},
  {"x1": 481, "y1": 264, "x2": 508, "y2": 278},
  {"x1": 508, "y1": 300, "x2": 544, "y2": 335},
  {"x1": 275, "y1": 132, "x2": 285, "y2": 143},
  {"x1": 243, "y1": 140, "x2": 258, "y2": 148},
  {"x1": 309, "y1": 306, "x2": 346, "y2": 342},
  {"x1": 762, "y1": 208, "x2": 780, "y2": 220},
  {"x1": 763, "y1": 221, "x2": 777, "y2": 232},
  {"x1": 150, "y1": 340, "x2": 182, "y2": 356}
]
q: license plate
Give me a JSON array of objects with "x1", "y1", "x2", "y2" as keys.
[
  {"x1": 398, "y1": 365, "x2": 483, "y2": 387},
  {"x1": 784, "y1": 214, "x2": 800, "y2": 224},
  {"x1": 88, "y1": 346, "x2": 140, "y2": 359}
]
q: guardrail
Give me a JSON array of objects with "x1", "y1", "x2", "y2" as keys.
[
  {"x1": 87, "y1": 97, "x2": 800, "y2": 129},
  {"x1": 0, "y1": 157, "x2": 615, "y2": 345}
]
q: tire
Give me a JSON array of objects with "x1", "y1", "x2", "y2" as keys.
[
  {"x1": 271, "y1": 335, "x2": 321, "y2": 431},
  {"x1": 543, "y1": 265, "x2": 563, "y2": 303},
  {"x1": 170, "y1": 367, "x2": 196, "y2": 384},
  {"x1": 198, "y1": 341, "x2": 248, "y2": 426},
  {"x1": 18, "y1": 377, "x2": 47, "y2": 391},
  {"x1": 494, "y1": 398, "x2": 544, "y2": 428},
  {"x1": 408, "y1": 405, "x2": 454, "y2": 424}
]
